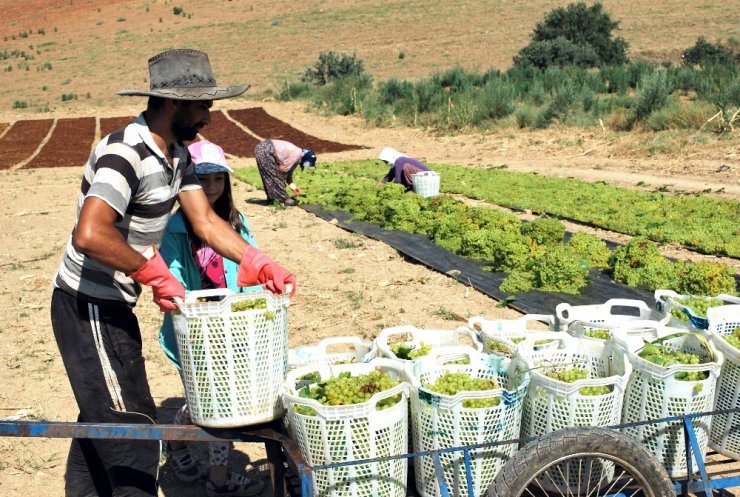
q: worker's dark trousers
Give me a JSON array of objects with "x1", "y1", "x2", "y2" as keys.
[{"x1": 51, "y1": 288, "x2": 159, "y2": 497}]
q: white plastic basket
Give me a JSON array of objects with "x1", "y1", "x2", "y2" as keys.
[
  {"x1": 568, "y1": 319, "x2": 663, "y2": 353},
  {"x1": 621, "y1": 327, "x2": 723, "y2": 478},
  {"x1": 706, "y1": 330, "x2": 740, "y2": 459},
  {"x1": 172, "y1": 288, "x2": 290, "y2": 428},
  {"x1": 555, "y1": 298, "x2": 669, "y2": 331},
  {"x1": 515, "y1": 333, "x2": 632, "y2": 492},
  {"x1": 468, "y1": 314, "x2": 557, "y2": 358},
  {"x1": 282, "y1": 359, "x2": 409, "y2": 497},
  {"x1": 654, "y1": 289, "x2": 740, "y2": 331},
  {"x1": 407, "y1": 347, "x2": 529, "y2": 497},
  {"x1": 374, "y1": 325, "x2": 482, "y2": 369},
  {"x1": 412, "y1": 170, "x2": 440, "y2": 198},
  {"x1": 288, "y1": 337, "x2": 376, "y2": 371}
]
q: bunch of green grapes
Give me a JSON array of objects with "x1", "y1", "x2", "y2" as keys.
[
  {"x1": 423, "y1": 371, "x2": 500, "y2": 408},
  {"x1": 293, "y1": 369, "x2": 401, "y2": 416},
  {"x1": 542, "y1": 367, "x2": 611, "y2": 396},
  {"x1": 584, "y1": 328, "x2": 611, "y2": 340},
  {"x1": 487, "y1": 340, "x2": 513, "y2": 356},
  {"x1": 390, "y1": 341, "x2": 431, "y2": 360},
  {"x1": 670, "y1": 296, "x2": 724, "y2": 322},
  {"x1": 638, "y1": 342, "x2": 709, "y2": 381},
  {"x1": 231, "y1": 298, "x2": 268, "y2": 312},
  {"x1": 723, "y1": 327, "x2": 740, "y2": 350},
  {"x1": 443, "y1": 357, "x2": 471, "y2": 365}
]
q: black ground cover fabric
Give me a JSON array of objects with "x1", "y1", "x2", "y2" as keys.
[{"x1": 301, "y1": 205, "x2": 660, "y2": 316}]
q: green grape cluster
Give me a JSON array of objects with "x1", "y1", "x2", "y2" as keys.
[
  {"x1": 670, "y1": 296, "x2": 724, "y2": 322},
  {"x1": 584, "y1": 328, "x2": 611, "y2": 340},
  {"x1": 444, "y1": 358, "x2": 471, "y2": 365},
  {"x1": 293, "y1": 369, "x2": 401, "y2": 416},
  {"x1": 487, "y1": 340, "x2": 513, "y2": 356},
  {"x1": 638, "y1": 342, "x2": 709, "y2": 381},
  {"x1": 231, "y1": 298, "x2": 268, "y2": 312},
  {"x1": 423, "y1": 371, "x2": 501, "y2": 408},
  {"x1": 542, "y1": 367, "x2": 611, "y2": 396},
  {"x1": 723, "y1": 327, "x2": 740, "y2": 350},
  {"x1": 390, "y1": 341, "x2": 431, "y2": 360}
]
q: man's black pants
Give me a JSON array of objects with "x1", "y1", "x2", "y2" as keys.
[{"x1": 51, "y1": 288, "x2": 159, "y2": 497}]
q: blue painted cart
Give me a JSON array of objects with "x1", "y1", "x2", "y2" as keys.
[{"x1": 2, "y1": 408, "x2": 740, "y2": 496}]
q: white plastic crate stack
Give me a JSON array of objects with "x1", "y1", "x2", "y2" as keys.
[
  {"x1": 412, "y1": 170, "x2": 441, "y2": 198},
  {"x1": 516, "y1": 333, "x2": 632, "y2": 493},
  {"x1": 375, "y1": 325, "x2": 481, "y2": 374},
  {"x1": 407, "y1": 347, "x2": 529, "y2": 497},
  {"x1": 699, "y1": 302, "x2": 740, "y2": 459},
  {"x1": 288, "y1": 336, "x2": 376, "y2": 371},
  {"x1": 655, "y1": 289, "x2": 740, "y2": 331},
  {"x1": 621, "y1": 326, "x2": 723, "y2": 477},
  {"x1": 172, "y1": 288, "x2": 290, "y2": 427},
  {"x1": 468, "y1": 314, "x2": 558, "y2": 358},
  {"x1": 282, "y1": 359, "x2": 409, "y2": 497}
]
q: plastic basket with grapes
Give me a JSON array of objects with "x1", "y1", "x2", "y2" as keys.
[
  {"x1": 288, "y1": 336, "x2": 376, "y2": 371},
  {"x1": 468, "y1": 314, "x2": 558, "y2": 358},
  {"x1": 282, "y1": 359, "x2": 409, "y2": 497},
  {"x1": 407, "y1": 347, "x2": 529, "y2": 497},
  {"x1": 622, "y1": 326, "x2": 723, "y2": 477},
  {"x1": 374, "y1": 325, "x2": 481, "y2": 371},
  {"x1": 568, "y1": 319, "x2": 664, "y2": 353},
  {"x1": 172, "y1": 288, "x2": 291, "y2": 428},
  {"x1": 555, "y1": 298, "x2": 669, "y2": 332},
  {"x1": 706, "y1": 325, "x2": 740, "y2": 459},
  {"x1": 655, "y1": 289, "x2": 740, "y2": 331},
  {"x1": 514, "y1": 333, "x2": 633, "y2": 493}
]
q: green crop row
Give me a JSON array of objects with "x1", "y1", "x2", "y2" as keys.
[
  {"x1": 262, "y1": 160, "x2": 738, "y2": 258},
  {"x1": 233, "y1": 163, "x2": 737, "y2": 296}
]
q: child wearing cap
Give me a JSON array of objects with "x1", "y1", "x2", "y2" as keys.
[{"x1": 158, "y1": 140, "x2": 265, "y2": 497}]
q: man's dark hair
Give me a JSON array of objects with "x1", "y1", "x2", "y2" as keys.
[{"x1": 146, "y1": 96, "x2": 167, "y2": 112}]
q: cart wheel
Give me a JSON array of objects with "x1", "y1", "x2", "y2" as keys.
[{"x1": 487, "y1": 427, "x2": 675, "y2": 497}]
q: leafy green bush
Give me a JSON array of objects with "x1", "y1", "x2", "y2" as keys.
[
  {"x1": 676, "y1": 261, "x2": 737, "y2": 295},
  {"x1": 567, "y1": 232, "x2": 611, "y2": 267},
  {"x1": 513, "y1": 37, "x2": 600, "y2": 70},
  {"x1": 531, "y1": 246, "x2": 590, "y2": 293},
  {"x1": 631, "y1": 70, "x2": 672, "y2": 123},
  {"x1": 514, "y1": 2, "x2": 628, "y2": 69},
  {"x1": 682, "y1": 37, "x2": 737, "y2": 67},
  {"x1": 488, "y1": 231, "x2": 534, "y2": 272},
  {"x1": 521, "y1": 217, "x2": 566, "y2": 246},
  {"x1": 301, "y1": 51, "x2": 366, "y2": 86},
  {"x1": 609, "y1": 237, "x2": 678, "y2": 290}
]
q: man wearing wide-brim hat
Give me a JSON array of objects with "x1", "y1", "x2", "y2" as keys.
[{"x1": 50, "y1": 49, "x2": 295, "y2": 497}]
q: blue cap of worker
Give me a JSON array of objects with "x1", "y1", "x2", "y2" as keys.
[{"x1": 300, "y1": 149, "x2": 317, "y2": 170}]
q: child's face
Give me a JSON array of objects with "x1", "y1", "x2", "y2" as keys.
[{"x1": 197, "y1": 172, "x2": 227, "y2": 206}]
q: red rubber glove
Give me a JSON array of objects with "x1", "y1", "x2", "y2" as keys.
[
  {"x1": 293, "y1": 187, "x2": 303, "y2": 196},
  {"x1": 128, "y1": 245, "x2": 185, "y2": 312},
  {"x1": 237, "y1": 245, "x2": 296, "y2": 297}
]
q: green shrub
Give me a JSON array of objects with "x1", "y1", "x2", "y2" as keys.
[
  {"x1": 521, "y1": 217, "x2": 566, "y2": 246},
  {"x1": 646, "y1": 99, "x2": 716, "y2": 131},
  {"x1": 676, "y1": 261, "x2": 737, "y2": 295},
  {"x1": 609, "y1": 237, "x2": 678, "y2": 290},
  {"x1": 500, "y1": 271, "x2": 535, "y2": 293},
  {"x1": 173, "y1": 6, "x2": 184, "y2": 15},
  {"x1": 514, "y1": 37, "x2": 600, "y2": 70},
  {"x1": 567, "y1": 232, "x2": 611, "y2": 267},
  {"x1": 531, "y1": 246, "x2": 590, "y2": 293},
  {"x1": 682, "y1": 37, "x2": 737, "y2": 67},
  {"x1": 301, "y1": 51, "x2": 366, "y2": 86},
  {"x1": 632, "y1": 70, "x2": 672, "y2": 123},
  {"x1": 12, "y1": 100, "x2": 28, "y2": 109},
  {"x1": 475, "y1": 80, "x2": 516, "y2": 121},
  {"x1": 277, "y1": 81, "x2": 312, "y2": 101},
  {"x1": 515, "y1": 2, "x2": 628, "y2": 69},
  {"x1": 378, "y1": 77, "x2": 414, "y2": 105}
]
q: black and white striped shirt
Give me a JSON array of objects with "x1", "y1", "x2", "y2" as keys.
[{"x1": 54, "y1": 113, "x2": 201, "y2": 304}]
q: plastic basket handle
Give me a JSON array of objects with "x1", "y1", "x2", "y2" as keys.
[{"x1": 183, "y1": 288, "x2": 236, "y2": 304}]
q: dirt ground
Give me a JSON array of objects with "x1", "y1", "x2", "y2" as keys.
[{"x1": 0, "y1": 94, "x2": 738, "y2": 497}]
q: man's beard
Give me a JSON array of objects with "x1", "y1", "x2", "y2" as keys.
[{"x1": 171, "y1": 119, "x2": 201, "y2": 142}]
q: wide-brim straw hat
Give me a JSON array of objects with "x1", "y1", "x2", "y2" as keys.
[{"x1": 118, "y1": 49, "x2": 249, "y2": 100}]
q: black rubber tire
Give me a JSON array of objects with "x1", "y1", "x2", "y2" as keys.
[{"x1": 487, "y1": 427, "x2": 675, "y2": 497}]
